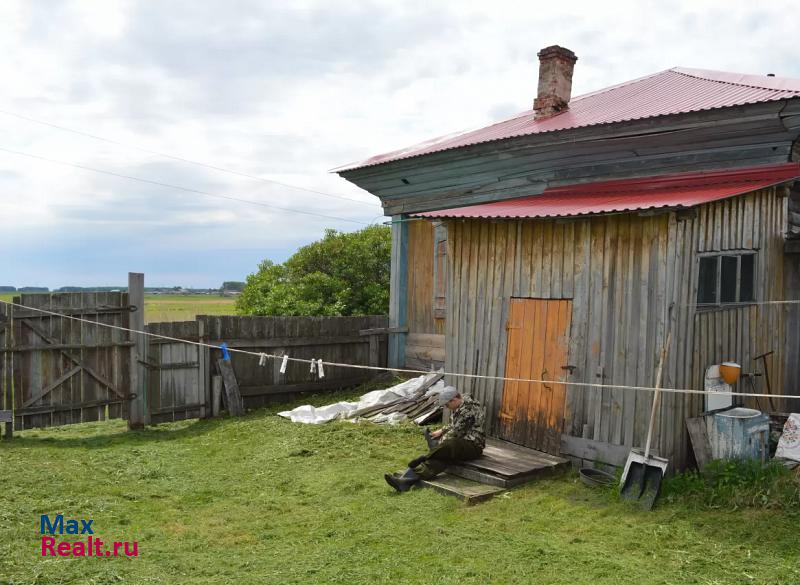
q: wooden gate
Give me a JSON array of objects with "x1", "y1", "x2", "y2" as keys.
[
  {"x1": 4, "y1": 293, "x2": 135, "y2": 430},
  {"x1": 144, "y1": 321, "x2": 209, "y2": 424},
  {"x1": 499, "y1": 298, "x2": 572, "y2": 454}
]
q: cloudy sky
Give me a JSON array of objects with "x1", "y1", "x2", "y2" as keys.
[{"x1": 0, "y1": 0, "x2": 797, "y2": 288}]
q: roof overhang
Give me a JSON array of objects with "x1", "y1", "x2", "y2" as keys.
[{"x1": 412, "y1": 163, "x2": 800, "y2": 220}]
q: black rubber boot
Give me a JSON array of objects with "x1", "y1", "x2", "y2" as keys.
[
  {"x1": 384, "y1": 468, "x2": 420, "y2": 492},
  {"x1": 423, "y1": 428, "x2": 439, "y2": 449}
]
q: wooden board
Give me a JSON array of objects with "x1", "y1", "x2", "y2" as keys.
[
  {"x1": 685, "y1": 416, "x2": 713, "y2": 472},
  {"x1": 559, "y1": 434, "x2": 630, "y2": 468},
  {"x1": 217, "y1": 359, "x2": 244, "y2": 417},
  {"x1": 419, "y1": 473, "x2": 505, "y2": 505}
]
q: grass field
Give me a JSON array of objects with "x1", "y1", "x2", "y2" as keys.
[
  {"x1": 1, "y1": 388, "x2": 798, "y2": 585},
  {"x1": 0, "y1": 293, "x2": 237, "y2": 323},
  {"x1": 143, "y1": 294, "x2": 237, "y2": 323}
]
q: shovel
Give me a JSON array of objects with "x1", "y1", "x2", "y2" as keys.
[{"x1": 620, "y1": 329, "x2": 672, "y2": 510}]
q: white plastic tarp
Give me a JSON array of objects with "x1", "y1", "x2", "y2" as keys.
[{"x1": 277, "y1": 374, "x2": 445, "y2": 424}]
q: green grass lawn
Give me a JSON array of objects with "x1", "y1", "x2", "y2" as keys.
[{"x1": 1, "y1": 389, "x2": 798, "y2": 585}]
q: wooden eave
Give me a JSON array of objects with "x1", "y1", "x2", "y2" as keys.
[{"x1": 339, "y1": 98, "x2": 800, "y2": 216}]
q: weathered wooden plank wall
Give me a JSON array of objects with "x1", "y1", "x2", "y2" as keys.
[
  {"x1": 690, "y1": 190, "x2": 788, "y2": 418},
  {"x1": 7, "y1": 292, "x2": 133, "y2": 430},
  {"x1": 406, "y1": 219, "x2": 435, "y2": 334},
  {"x1": 404, "y1": 219, "x2": 446, "y2": 369},
  {"x1": 440, "y1": 187, "x2": 788, "y2": 469}
]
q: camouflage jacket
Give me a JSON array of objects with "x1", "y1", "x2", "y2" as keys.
[{"x1": 442, "y1": 396, "x2": 485, "y2": 449}]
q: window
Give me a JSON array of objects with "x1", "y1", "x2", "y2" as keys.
[{"x1": 697, "y1": 253, "x2": 756, "y2": 306}]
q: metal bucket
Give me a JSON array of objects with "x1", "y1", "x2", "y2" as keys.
[{"x1": 709, "y1": 407, "x2": 770, "y2": 462}]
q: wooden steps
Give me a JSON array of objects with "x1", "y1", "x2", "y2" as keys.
[
  {"x1": 446, "y1": 438, "x2": 569, "y2": 488},
  {"x1": 419, "y1": 474, "x2": 506, "y2": 505}
]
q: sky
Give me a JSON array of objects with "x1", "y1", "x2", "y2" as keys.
[{"x1": 0, "y1": 0, "x2": 798, "y2": 289}]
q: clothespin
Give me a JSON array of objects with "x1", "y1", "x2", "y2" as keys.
[
  {"x1": 220, "y1": 342, "x2": 231, "y2": 361},
  {"x1": 317, "y1": 359, "x2": 325, "y2": 379},
  {"x1": 280, "y1": 354, "x2": 289, "y2": 374},
  {"x1": 258, "y1": 353, "x2": 267, "y2": 366},
  {"x1": 310, "y1": 359, "x2": 317, "y2": 375}
]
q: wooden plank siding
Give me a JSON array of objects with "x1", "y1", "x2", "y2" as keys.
[
  {"x1": 432, "y1": 186, "x2": 789, "y2": 469},
  {"x1": 404, "y1": 219, "x2": 446, "y2": 369},
  {"x1": 406, "y1": 219, "x2": 435, "y2": 334}
]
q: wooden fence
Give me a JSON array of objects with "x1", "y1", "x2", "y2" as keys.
[
  {"x1": 0, "y1": 288, "x2": 389, "y2": 434},
  {"x1": 143, "y1": 315, "x2": 388, "y2": 422}
]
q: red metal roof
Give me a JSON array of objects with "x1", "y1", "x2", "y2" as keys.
[
  {"x1": 336, "y1": 68, "x2": 800, "y2": 172},
  {"x1": 413, "y1": 163, "x2": 800, "y2": 219}
]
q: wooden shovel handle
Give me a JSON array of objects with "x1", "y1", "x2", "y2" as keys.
[{"x1": 644, "y1": 330, "x2": 672, "y2": 459}]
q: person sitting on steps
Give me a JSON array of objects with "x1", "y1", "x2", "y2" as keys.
[{"x1": 384, "y1": 386, "x2": 485, "y2": 492}]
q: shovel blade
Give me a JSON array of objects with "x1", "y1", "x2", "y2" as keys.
[
  {"x1": 620, "y1": 461, "x2": 666, "y2": 510},
  {"x1": 620, "y1": 449, "x2": 668, "y2": 510}
]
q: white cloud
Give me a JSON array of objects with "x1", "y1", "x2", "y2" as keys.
[{"x1": 0, "y1": 0, "x2": 797, "y2": 287}]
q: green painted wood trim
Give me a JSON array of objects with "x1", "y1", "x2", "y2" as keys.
[{"x1": 388, "y1": 215, "x2": 408, "y2": 368}]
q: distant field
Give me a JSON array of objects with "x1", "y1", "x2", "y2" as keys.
[
  {"x1": 144, "y1": 294, "x2": 237, "y2": 323},
  {"x1": 0, "y1": 293, "x2": 238, "y2": 323}
]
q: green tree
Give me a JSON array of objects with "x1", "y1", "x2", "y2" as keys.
[{"x1": 236, "y1": 225, "x2": 391, "y2": 316}]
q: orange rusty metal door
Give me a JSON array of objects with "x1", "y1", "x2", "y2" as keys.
[{"x1": 499, "y1": 298, "x2": 572, "y2": 454}]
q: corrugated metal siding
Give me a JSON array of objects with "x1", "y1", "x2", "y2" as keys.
[
  {"x1": 439, "y1": 187, "x2": 787, "y2": 469},
  {"x1": 338, "y1": 69, "x2": 800, "y2": 172}
]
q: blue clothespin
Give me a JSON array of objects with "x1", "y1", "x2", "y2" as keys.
[{"x1": 220, "y1": 342, "x2": 231, "y2": 361}]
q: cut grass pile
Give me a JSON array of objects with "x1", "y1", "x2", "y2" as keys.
[{"x1": 1, "y1": 389, "x2": 798, "y2": 585}]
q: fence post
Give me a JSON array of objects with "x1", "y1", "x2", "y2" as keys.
[
  {"x1": 198, "y1": 318, "x2": 209, "y2": 418},
  {"x1": 1, "y1": 302, "x2": 12, "y2": 439},
  {"x1": 128, "y1": 273, "x2": 148, "y2": 429}
]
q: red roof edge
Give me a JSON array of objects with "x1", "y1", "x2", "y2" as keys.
[{"x1": 413, "y1": 163, "x2": 800, "y2": 220}]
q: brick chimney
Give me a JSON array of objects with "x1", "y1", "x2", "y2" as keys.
[{"x1": 533, "y1": 45, "x2": 578, "y2": 119}]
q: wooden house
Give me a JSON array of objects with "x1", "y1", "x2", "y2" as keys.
[{"x1": 336, "y1": 46, "x2": 800, "y2": 469}]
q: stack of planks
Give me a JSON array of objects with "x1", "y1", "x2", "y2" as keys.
[{"x1": 346, "y1": 372, "x2": 443, "y2": 425}]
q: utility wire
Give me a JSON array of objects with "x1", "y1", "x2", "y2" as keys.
[
  {"x1": 0, "y1": 146, "x2": 372, "y2": 226},
  {"x1": 0, "y1": 108, "x2": 378, "y2": 208},
  {"x1": 1, "y1": 298, "x2": 798, "y2": 400}
]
